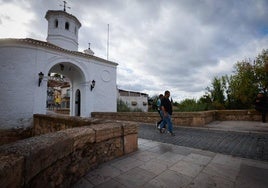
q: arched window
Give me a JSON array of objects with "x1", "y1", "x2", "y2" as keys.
[
  {"x1": 65, "y1": 22, "x2": 69, "y2": 30},
  {"x1": 74, "y1": 27, "x2": 77, "y2": 34},
  {"x1": 55, "y1": 19, "x2": 58, "y2": 28}
]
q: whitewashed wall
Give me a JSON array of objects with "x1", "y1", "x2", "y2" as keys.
[
  {"x1": 118, "y1": 92, "x2": 148, "y2": 112},
  {"x1": 0, "y1": 40, "x2": 117, "y2": 129},
  {"x1": 46, "y1": 10, "x2": 81, "y2": 51}
]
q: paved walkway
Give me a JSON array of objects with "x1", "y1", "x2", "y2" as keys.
[
  {"x1": 139, "y1": 121, "x2": 268, "y2": 161},
  {"x1": 72, "y1": 121, "x2": 268, "y2": 188}
]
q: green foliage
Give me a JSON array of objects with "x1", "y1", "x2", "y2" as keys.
[
  {"x1": 205, "y1": 49, "x2": 268, "y2": 110},
  {"x1": 117, "y1": 99, "x2": 131, "y2": 112},
  {"x1": 131, "y1": 108, "x2": 143, "y2": 112},
  {"x1": 175, "y1": 98, "x2": 213, "y2": 112},
  {"x1": 171, "y1": 49, "x2": 268, "y2": 111},
  {"x1": 148, "y1": 94, "x2": 158, "y2": 111},
  {"x1": 253, "y1": 49, "x2": 268, "y2": 92},
  {"x1": 117, "y1": 99, "x2": 143, "y2": 112},
  {"x1": 208, "y1": 77, "x2": 225, "y2": 104},
  {"x1": 147, "y1": 50, "x2": 268, "y2": 112}
]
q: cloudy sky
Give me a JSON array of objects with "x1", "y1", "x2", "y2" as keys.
[{"x1": 1, "y1": 0, "x2": 268, "y2": 101}]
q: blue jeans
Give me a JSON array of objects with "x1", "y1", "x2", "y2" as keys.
[{"x1": 160, "y1": 113, "x2": 173, "y2": 133}]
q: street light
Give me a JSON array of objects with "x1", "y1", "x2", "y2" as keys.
[
  {"x1": 38, "y1": 72, "x2": 44, "y2": 87},
  {"x1": 90, "y1": 80, "x2": 96, "y2": 91}
]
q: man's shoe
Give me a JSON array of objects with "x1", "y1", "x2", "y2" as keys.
[
  {"x1": 159, "y1": 128, "x2": 164, "y2": 133},
  {"x1": 170, "y1": 132, "x2": 175, "y2": 136}
]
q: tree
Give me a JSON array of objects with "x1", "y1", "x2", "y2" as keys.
[
  {"x1": 227, "y1": 61, "x2": 257, "y2": 108},
  {"x1": 205, "y1": 49, "x2": 268, "y2": 109},
  {"x1": 148, "y1": 94, "x2": 159, "y2": 111},
  {"x1": 206, "y1": 76, "x2": 226, "y2": 109},
  {"x1": 253, "y1": 49, "x2": 268, "y2": 93},
  {"x1": 202, "y1": 49, "x2": 268, "y2": 110}
]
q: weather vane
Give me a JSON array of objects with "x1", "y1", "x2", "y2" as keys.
[{"x1": 60, "y1": 1, "x2": 71, "y2": 12}]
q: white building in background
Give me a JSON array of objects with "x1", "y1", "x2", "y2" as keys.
[
  {"x1": 117, "y1": 89, "x2": 148, "y2": 112},
  {"x1": 0, "y1": 8, "x2": 118, "y2": 129}
]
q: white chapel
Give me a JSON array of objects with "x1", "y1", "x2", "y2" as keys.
[{"x1": 0, "y1": 8, "x2": 118, "y2": 129}]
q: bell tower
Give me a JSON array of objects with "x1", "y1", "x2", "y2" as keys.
[{"x1": 45, "y1": 3, "x2": 81, "y2": 51}]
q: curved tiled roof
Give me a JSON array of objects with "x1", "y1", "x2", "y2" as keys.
[{"x1": 0, "y1": 38, "x2": 118, "y2": 66}]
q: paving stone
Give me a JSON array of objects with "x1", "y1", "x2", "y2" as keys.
[
  {"x1": 170, "y1": 145, "x2": 194, "y2": 156},
  {"x1": 110, "y1": 156, "x2": 144, "y2": 172},
  {"x1": 114, "y1": 167, "x2": 155, "y2": 187},
  {"x1": 235, "y1": 164, "x2": 268, "y2": 188},
  {"x1": 191, "y1": 148, "x2": 217, "y2": 158},
  {"x1": 157, "y1": 151, "x2": 184, "y2": 165},
  {"x1": 138, "y1": 138, "x2": 149, "y2": 145},
  {"x1": 71, "y1": 123, "x2": 268, "y2": 188},
  {"x1": 94, "y1": 179, "x2": 126, "y2": 188},
  {"x1": 157, "y1": 158, "x2": 182, "y2": 170},
  {"x1": 138, "y1": 124, "x2": 268, "y2": 161},
  {"x1": 169, "y1": 160, "x2": 204, "y2": 178},
  {"x1": 129, "y1": 150, "x2": 159, "y2": 162},
  {"x1": 144, "y1": 169, "x2": 192, "y2": 187},
  {"x1": 85, "y1": 165, "x2": 122, "y2": 186},
  {"x1": 203, "y1": 162, "x2": 239, "y2": 182},
  {"x1": 241, "y1": 158, "x2": 268, "y2": 169},
  {"x1": 211, "y1": 153, "x2": 241, "y2": 169},
  {"x1": 139, "y1": 158, "x2": 169, "y2": 175},
  {"x1": 182, "y1": 153, "x2": 212, "y2": 166},
  {"x1": 139, "y1": 139, "x2": 159, "y2": 148},
  {"x1": 72, "y1": 178, "x2": 94, "y2": 188},
  {"x1": 147, "y1": 143, "x2": 174, "y2": 154},
  {"x1": 188, "y1": 172, "x2": 235, "y2": 188}
]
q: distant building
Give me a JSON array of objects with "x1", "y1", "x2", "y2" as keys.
[
  {"x1": 0, "y1": 8, "x2": 117, "y2": 129},
  {"x1": 118, "y1": 89, "x2": 148, "y2": 112},
  {"x1": 60, "y1": 85, "x2": 71, "y2": 109}
]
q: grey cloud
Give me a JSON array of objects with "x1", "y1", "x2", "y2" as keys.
[{"x1": 3, "y1": 0, "x2": 268, "y2": 101}]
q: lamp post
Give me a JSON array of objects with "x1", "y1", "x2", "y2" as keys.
[
  {"x1": 38, "y1": 72, "x2": 44, "y2": 87},
  {"x1": 90, "y1": 80, "x2": 96, "y2": 91}
]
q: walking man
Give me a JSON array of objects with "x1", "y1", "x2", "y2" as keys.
[
  {"x1": 159, "y1": 90, "x2": 175, "y2": 136},
  {"x1": 255, "y1": 92, "x2": 268, "y2": 123},
  {"x1": 156, "y1": 94, "x2": 163, "y2": 129}
]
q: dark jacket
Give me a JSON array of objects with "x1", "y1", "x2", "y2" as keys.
[
  {"x1": 255, "y1": 94, "x2": 268, "y2": 112},
  {"x1": 161, "y1": 97, "x2": 173, "y2": 115}
]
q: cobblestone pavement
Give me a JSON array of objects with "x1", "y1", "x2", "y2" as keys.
[{"x1": 138, "y1": 124, "x2": 268, "y2": 162}]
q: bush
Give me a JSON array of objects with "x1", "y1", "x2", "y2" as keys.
[
  {"x1": 117, "y1": 99, "x2": 143, "y2": 112},
  {"x1": 175, "y1": 98, "x2": 213, "y2": 112},
  {"x1": 117, "y1": 99, "x2": 131, "y2": 112}
]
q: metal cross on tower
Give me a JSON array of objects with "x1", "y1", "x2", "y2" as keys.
[{"x1": 60, "y1": 1, "x2": 71, "y2": 12}]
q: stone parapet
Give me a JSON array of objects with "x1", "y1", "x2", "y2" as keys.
[
  {"x1": 215, "y1": 109, "x2": 262, "y2": 121},
  {"x1": 91, "y1": 111, "x2": 217, "y2": 127},
  {"x1": 0, "y1": 110, "x2": 264, "y2": 146},
  {"x1": 32, "y1": 114, "x2": 119, "y2": 136},
  {"x1": 172, "y1": 111, "x2": 216, "y2": 126},
  {"x1": 0, "y1": 121, "x2": 138, "y2": 188},
  {"x1": 92, "y1": 110, "x2": 264, "y2": 126},
  {"x1": 0, "y1": 127, "x2": 32, "y2": 145}
]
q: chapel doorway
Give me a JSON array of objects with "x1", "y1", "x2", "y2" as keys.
[
  {"x1": 47, "y1": 62, "x2": 85, "y2": 117},
  {"x1": 75, "y1": 89, "x2": 81, "y2": 116}
]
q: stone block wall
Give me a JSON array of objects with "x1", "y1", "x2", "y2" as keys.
[
  {"x1": 215, "y1": 110, "x2": 263, "y2": 121},
  {"x1": 171, "y1": 111, "x2": 216, "y2": 126},
  {"x1": 91, "y1": 111, "x2": 217, "y2": 127},
  {"x1": 33, "y1": 114, "x2": 99, "y2": 136},
  {"x1": 92, "y1": 110, "x2": 264, "y2": 126},
  {"x1": 0, "y1": 127, "x2": 32, "y2": 145},
  {"x1": 0, "y1": 110, "x2": 264, "y2": 146},
  {"x1": 0, "y1": 121, "x2": 138, "y2": 188},
  {"x1": 90, "y1": 112, "x2": 158, "y2": 124},
  {"x1": 0, "y1": 114, "x2": 108, "y2": 146}
]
